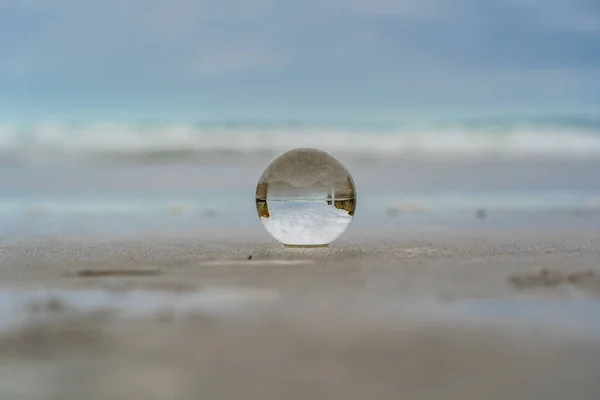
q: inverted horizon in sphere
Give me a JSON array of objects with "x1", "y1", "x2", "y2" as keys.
[{"x1": 255, "y1": 148, "x2": 356, "y2": 246}]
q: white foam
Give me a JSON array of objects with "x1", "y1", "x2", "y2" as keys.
[{"x1": 1, "y1": 121, "x2": 600, "y2": 163}]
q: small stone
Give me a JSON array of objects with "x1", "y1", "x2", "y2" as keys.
[
  {"x1": 204, "y1": 209, "x2": 218, "y2": 218},
  {"x1": 386, "y1": 207, "x2": 399, "y2": 217}
]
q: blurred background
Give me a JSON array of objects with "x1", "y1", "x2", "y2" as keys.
[{"x1": 1, "y1": 0, "x2": 599, "y2": 241}]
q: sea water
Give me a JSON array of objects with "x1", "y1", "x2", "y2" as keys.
[{"x1": 1, "y1": 113, "x2": 600, "y2": 241}]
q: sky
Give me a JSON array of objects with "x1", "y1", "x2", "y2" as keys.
[{"x1": 0, "y1": 0, "x2": 599, "y2": 120}]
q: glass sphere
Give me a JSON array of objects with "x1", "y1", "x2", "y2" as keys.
[{"x1": 255, "y1": 148, "x2": 356, "y2": 246}]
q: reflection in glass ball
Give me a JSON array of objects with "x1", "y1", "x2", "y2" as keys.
[{"x1": 255, "y1": 148, "x2": 356, "y2": 247}]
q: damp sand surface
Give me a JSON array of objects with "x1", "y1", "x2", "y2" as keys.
[{"x1": 1, "y1": 233, "x2": 600, "y2": 399}]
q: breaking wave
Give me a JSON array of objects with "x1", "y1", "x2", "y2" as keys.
[{"x1": 1, "y1": 119, "x2": 600, "y2": 164}]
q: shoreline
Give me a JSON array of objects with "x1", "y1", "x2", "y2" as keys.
[{"x1": 1, "y1": 233, "x2": 600, "y2": 398}]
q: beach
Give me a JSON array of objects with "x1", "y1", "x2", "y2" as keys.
[
  {"x1": 0, "y1": 155, "x2": 599, "y2": 399},
  {"x1": 4, "y1": 0, "x2": 600, "y2": 396},
  {"x1": 1, "y1": 233, "x2": 600, "y2": 399}
]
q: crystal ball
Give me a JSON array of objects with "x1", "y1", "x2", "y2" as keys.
[{"x1": 255, "y1": 148, "x2": 356, "y2": 247}]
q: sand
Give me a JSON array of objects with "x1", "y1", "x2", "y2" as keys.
[
  {"x1": 3, "y1": 234, "x2": 600, "y2": 295},
  {"x1": 0, "y1": 233, "x2": 599, "y2": 399}
]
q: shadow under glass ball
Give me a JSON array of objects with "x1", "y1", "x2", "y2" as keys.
[{"x1": 255, "y1": 148, "x2": 356, "y2": 247}]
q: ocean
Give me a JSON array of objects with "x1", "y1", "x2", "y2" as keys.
[
  {"x1": 1, "y1": 112, "x2": 600, "y2": 241},
  {"x1": 1, "y1": 113, "x2": 600, "y2": 164}
]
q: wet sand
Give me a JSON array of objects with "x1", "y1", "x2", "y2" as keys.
[{"x1": 1, "y1": 234, "x2": 600, "y2": 399}]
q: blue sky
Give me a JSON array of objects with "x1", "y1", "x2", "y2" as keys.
[{"x1": 1, "y1": 0, "x2": 599, "y2": 119}]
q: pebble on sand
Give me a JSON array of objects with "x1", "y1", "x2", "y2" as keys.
[{"x1": 204, "y1": 209, "x2": 218, "y2": 218}]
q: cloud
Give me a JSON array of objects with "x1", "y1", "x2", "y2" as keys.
[
  {"x1": 506, "y1": 0, "x2": 600, "y2": 33},
  {"x1": 327, "y1": 0, "x2": 449, "y2": 19},
  {"x1": 187, "y1": 45, "x2": 284, "y2": 76},
  {"x1": 0, "y1": 0, "x2": 598, "y2": 111}
]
